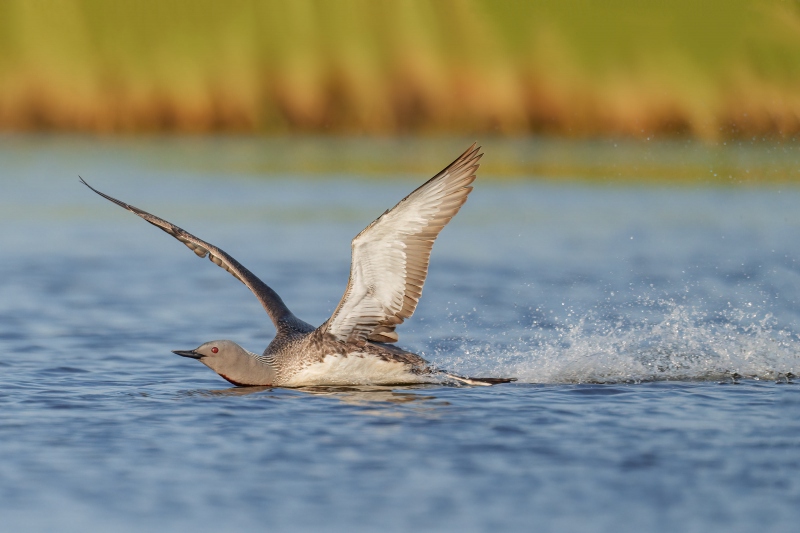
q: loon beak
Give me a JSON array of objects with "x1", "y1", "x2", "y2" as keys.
[{"x1": 173, "y1": 349, "x2": 203, "y2": 359}]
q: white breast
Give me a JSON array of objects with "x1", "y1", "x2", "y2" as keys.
[{"x1": 281, "y1": 353, "x2": 434, "y2": 387}]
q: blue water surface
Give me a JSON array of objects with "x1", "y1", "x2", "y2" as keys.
[{"x1": 1, "y1": 136, "x2": 799, "y2": 532}]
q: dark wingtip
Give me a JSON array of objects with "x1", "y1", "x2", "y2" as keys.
[
  {"x1": 462, "y1": 142, "x2": 483, "y2": 167},
  {"x1": 78, "y1": 176, "x2": 133, "y2": 210},
  {"x1": 79, "y1": 176, "x2": 99, "y2": 194}
]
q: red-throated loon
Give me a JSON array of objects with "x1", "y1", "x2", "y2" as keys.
[{"x1": 82, "y1": 144, "x2": 515, "y2": 387}]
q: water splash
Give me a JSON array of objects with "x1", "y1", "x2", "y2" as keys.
[{"x1": 430, "y1": 300, "x2": 800, "y2": 384}]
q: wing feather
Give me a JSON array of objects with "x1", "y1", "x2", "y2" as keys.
[
  {"x1": 324, "y1": 143, "x2": 481, "y2": 344},
  {"x1": 80, "y1": 178, "x2": 311, "y2": 334}
]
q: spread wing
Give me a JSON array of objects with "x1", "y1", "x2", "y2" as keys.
[
  {"x1": 324, "y1": 143, "x2": 481, "y2": 344},
  {"x1": 80, "y1": 178, "x2": 311, "y2": 334}
]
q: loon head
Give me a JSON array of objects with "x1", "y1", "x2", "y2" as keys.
[{"x1": 173, "y1": 340, "x2": 275, "y2": 387}]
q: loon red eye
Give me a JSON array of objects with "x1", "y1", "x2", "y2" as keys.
[{"x1": 211, "y1": 347, "x2": 219, "y2": 354}]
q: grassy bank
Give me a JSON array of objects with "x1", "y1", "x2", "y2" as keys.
[{"x1": 0, "y1": 0, "x2": 798, "y2": 138}]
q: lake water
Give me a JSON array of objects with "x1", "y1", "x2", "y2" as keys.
[{"x1": 1, "y1": 136, "x2": 799, "y2": 532}]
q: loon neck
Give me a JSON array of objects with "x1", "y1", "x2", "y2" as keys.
[{"x1": 203, "y1": 348, "x2": 277, "y2": 387}]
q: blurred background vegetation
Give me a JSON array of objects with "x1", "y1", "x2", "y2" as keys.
[{"x1": 0, "y1": 0, "x2": 798, "y2": 139}]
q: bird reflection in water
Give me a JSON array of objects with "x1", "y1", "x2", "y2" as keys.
[{"x1": 183, "y1": 384, "x2": 449, "y2": 415}]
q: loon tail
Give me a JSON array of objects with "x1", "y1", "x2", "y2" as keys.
[{"x1": 442, "y1": 373, "x2": 517, "y2": 386}]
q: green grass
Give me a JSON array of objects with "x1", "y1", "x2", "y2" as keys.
[{"x1": 0, "y1": 0, "x2": 798, "y2": 137}]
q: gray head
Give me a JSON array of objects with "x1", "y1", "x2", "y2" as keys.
[{"x1": 173, "y1": 340, "x2": 275, "y2": 387}]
